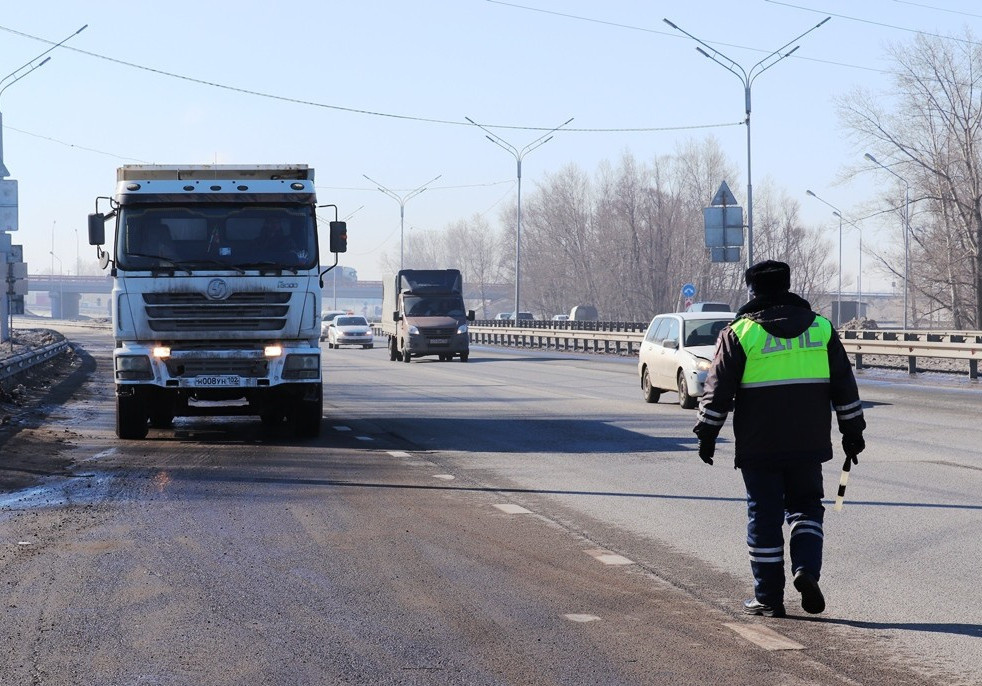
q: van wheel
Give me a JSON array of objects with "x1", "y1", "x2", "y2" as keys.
[
  {"x1": 459, "y1": 353, "x2": 469, "y2": 362},
  {"x1": 641, "y1": 367, "x2": 661, "y2": 404},
  {"x1": 677, "y1": 371, "x2": 697, "y2": 409}
]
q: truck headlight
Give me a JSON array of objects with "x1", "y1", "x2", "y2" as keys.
[
  {"x1": 456, "y1": 323, "x2": 468, "y2": 334},
  {"x1": 408, "y1": 325, "x2": 420, "y2": 335},
  {"x1": 283, "y1": 354, "x2": 320, "y2": 380},
  {"x1": 116, "y1": 355, "x2": 153, "y2": 381}
]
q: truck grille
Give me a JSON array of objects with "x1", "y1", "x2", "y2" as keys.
[
  {"x1": 422, "y1": 327, "x2": 456, "y2": 342},
  {"x1": 164, "y1": 358, "x2": 269, "y2": 378},
  {"x1": 144, "y1": 292, "x2": 290, "y2": 332}
]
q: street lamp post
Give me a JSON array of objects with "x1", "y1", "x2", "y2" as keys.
[
  {"x1": 334, "y1": 205, "x2": 364, "y2": 309},
  {"x1": 49, "y1": 251, "x2": 62, "y2": 319},
  {"x1": 363, "y1": 175, "x2": 441, "y2": 271},
  {"x1": 664, "y1": 17, "x2": 829, "y2": 270},
  {"x1": 834, "y1": 211, "x2": 863, "y2": 318},
  {"x1": 805, "y1": 189, "x2": 843, "y2": 326},
  {"x1": 465, "y1": 116, "x2": 573, "y2": 316},
  {"x1": 865, "y1": 153, "x2": 911, "y2": 329}
]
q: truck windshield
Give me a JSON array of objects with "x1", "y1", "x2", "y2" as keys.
[
  {"x1": 404, "y1": 296, "x2": 466, "y2": 317},
  {"x1": 116, "y1": 204, "x2": 317, "y2": 271}
]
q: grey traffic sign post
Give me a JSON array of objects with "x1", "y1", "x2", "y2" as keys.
[{"x1": 704, "y1": 181, "x2": 744, "y2": 263}]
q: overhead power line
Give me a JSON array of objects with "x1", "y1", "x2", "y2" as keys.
[{"x1": 0, "y1": 23, "x2": 738, "y2": 134}]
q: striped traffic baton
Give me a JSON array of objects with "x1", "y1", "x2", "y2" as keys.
[{"x1": 833, "y1": 452, "x2": 857, "y2": 511}]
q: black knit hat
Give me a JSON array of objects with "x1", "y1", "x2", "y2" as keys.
[{"x1": 745, "y1": 260, "x2": 791, "y2": 295}]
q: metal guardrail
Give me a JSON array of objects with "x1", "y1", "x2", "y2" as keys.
[
  {"x1": 0, "y1": 340, "x2": 71, "y2": 384},
  {"x1": 467, "y1": 324, "x2": 982, "y2": 378}
]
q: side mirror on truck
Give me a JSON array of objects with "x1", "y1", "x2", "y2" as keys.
[
  {"x1": 467, "y1": 310, "x2": 475, "y2": 321},
  {"x1": 392, "y1": 311, "x2": 401, "y2": 322},
  {"x1": 329, "y1": 221, "x2": 347, "y2": 253},
  {"x1": 88, "y1": 213, "x2": 106, "y2": 246}
]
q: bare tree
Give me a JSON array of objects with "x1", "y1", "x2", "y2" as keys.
[{"x1": 839, "y1": 29, "x2": 982, "y2": 327}]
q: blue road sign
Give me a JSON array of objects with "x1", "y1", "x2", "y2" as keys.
[{"x1": 681, "y1": 283, "x2": 696, "y2": 298}]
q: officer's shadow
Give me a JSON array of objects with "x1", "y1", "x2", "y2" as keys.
[{"x1": 792, "y1": 616, "x2": 982, "y2": 638}]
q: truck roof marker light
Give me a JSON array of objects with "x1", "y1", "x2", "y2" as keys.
[
  {"x1": 126, "y1": 183, "x2": 141, "y2": 191},
  {"x1": 264, "y1": 345, "x2": 283, "y2": 357},
  {"x1": 291, "y1": 182, "x2": 304, "y2": 190},
  {"x1": 152, "y1": 346, "x2": 171, "y2": 359},
  {"x1": 183, "y1": 185, "x2": 195, "y2": 192}
]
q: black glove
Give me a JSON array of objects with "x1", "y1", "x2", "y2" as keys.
[
  {"x1": 842, "y1": 434, "x2": 865, "y2": 464},
  {"x1": 693, "y1": 422, "x2": 720, "y2": 466},
  {"x1": 698, "y1": 439, "x2": 715, "y2": 465}
]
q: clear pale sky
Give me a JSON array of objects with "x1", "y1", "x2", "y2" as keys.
[{"x1": 1, "y1": 0, "x2": 978, "y2": 291}]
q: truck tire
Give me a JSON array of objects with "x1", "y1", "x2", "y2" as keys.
[
  {"x1": 459, "y1": 352, "x2": 469, "y2": 362},
  {"x1": 117, "y1": 392, "x2": 149, "y2": 439},
  {"x1": 389, "y1": 338, "x2": 399, "y2": 362},
  {"x1": 294, "y1": 387, "x2": 322, "y2": 438},
  {"x1": 401, "y1": 342, "x2": 411, "y2": 363}
]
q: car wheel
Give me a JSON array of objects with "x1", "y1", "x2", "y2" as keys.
[
  {"x1": 641, "y1": 366, "x2": 661, "y2": 404},
  {"x1": 677, "y1": 371, "x2": 697, "y2": 409}
]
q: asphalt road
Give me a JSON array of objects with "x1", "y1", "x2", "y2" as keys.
[{"x1": 0, "y1": 322, "x2": 978, "y2": 685}]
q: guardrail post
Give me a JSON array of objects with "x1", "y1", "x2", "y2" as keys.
[
  {"x1": 971, "y1": 359, "x2": 978, "y2": 380},
  {"x1": 855, "y1": 353, "x2": 863, "y2": 370},
  {"x1": 908, "y1": 355, "x2": 917, "y2": 374}
]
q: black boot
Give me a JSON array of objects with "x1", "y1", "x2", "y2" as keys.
[
  {"x1": 793, "y1": 570, "x2": 826, "y2": 614},
  {"x1": 743, "y1": 598, "x2": 786, "y2": 617}
]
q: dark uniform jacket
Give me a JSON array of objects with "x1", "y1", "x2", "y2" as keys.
[{"x1": 695, "y1": 291, "x2": 866, "y2": 469}]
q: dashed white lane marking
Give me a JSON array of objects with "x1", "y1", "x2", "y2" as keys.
[
  {"x1": 355, "y1": 436, "x2": 373, "y2": 441},
  {"x1": 584, "y1": 548, "x2": 634, "y2": 566},
  {"x1": 723, "y1": 623, "x2": 805, "y2": 651},
  {"x1": 564, "y1": 614, "x2": 601, "y2": 623},
  {"x1": 333, "y1": 426, "x2": 351, "y2": 431},
  {"x1": 432, "y1": 474, "x2": 455, "y2": 481},
  {"x1": 493, "y1": 504, "x2": 533, "y2": 514},
  {"x1": 388, "y1": 451, "x2": 412, "y2": 458}
]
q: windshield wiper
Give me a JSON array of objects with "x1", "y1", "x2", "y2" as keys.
[
  {"x1": 179, "y1": 259, "x2": 246, "y2": 275},
  {"x1": 124, "y1": 252, "x2": 193, "y2": 275},
  {"x1": 238, "y1": 261, "x2": 299, "y2": 275}
]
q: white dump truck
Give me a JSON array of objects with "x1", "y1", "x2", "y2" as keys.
[{"x1": 88, "y1": 164, "x2": 347, "y2": 439}]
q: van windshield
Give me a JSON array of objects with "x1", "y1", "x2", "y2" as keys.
[{"x1": 404, "y1": 296, "x2": 466, "y2": 317}]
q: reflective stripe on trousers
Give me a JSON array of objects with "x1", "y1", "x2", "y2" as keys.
[{"x1": 741, "y1": 462, "x2": 825, "y2": 606}]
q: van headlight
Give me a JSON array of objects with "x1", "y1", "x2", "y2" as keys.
[
  {"x1": 283, "y1": 354, "x2": 320, "y2": 380},
  {"x1": 456, "y1": 323, "x2": 468, "y2": 334}
]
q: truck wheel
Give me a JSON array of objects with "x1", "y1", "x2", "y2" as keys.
[
  {"x1": 677, "y1": 371, "x2": 697, "y2": 409},
  {"x1": 261, "y1": 411, "x2": 283, "y2": 427},
  {"x1": 294, "y1": 388, "x2": 322, "y2": 438},
  {"x1": 389, "y1": 338, "x2": 398, "y2": 361},
  {"x1": 641, "y1": 366, "x2": 661, "y2": 404},
  {"x1": 117, "y1": 393, "x2": 149, "y2": 439},
  {"x1": 401, "y1": 343, "x2": 411, "y2": 363},
  {"x1": 459, "y1": 353, "x2": 469, "y2": 362}
]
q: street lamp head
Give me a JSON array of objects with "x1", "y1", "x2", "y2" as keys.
[
  {"x1": 663, "y1": 18, "x2": 679, "y2": 30},
  {"x1": 833, "y1": 211, "x2": 842, "y2": 218},
  {"x1": 864, "y1": 152, "x2": 878, "y2": 164},
  {"x1": 806, "y1": 189, "x2": 816, "y2": 197}
]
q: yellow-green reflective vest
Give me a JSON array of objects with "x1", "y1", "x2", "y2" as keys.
[{"x1": 731, "y1": 316, "x2": 832, "y2": 388}]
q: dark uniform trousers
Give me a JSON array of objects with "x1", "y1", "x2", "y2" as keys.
[{"x1": 741, "y1": 461, "x2": 825, "y2": 607}]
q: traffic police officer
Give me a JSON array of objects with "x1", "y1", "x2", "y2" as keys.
[{"x1": 693, "y1": 260, "x2": 866, "y2": 617}]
